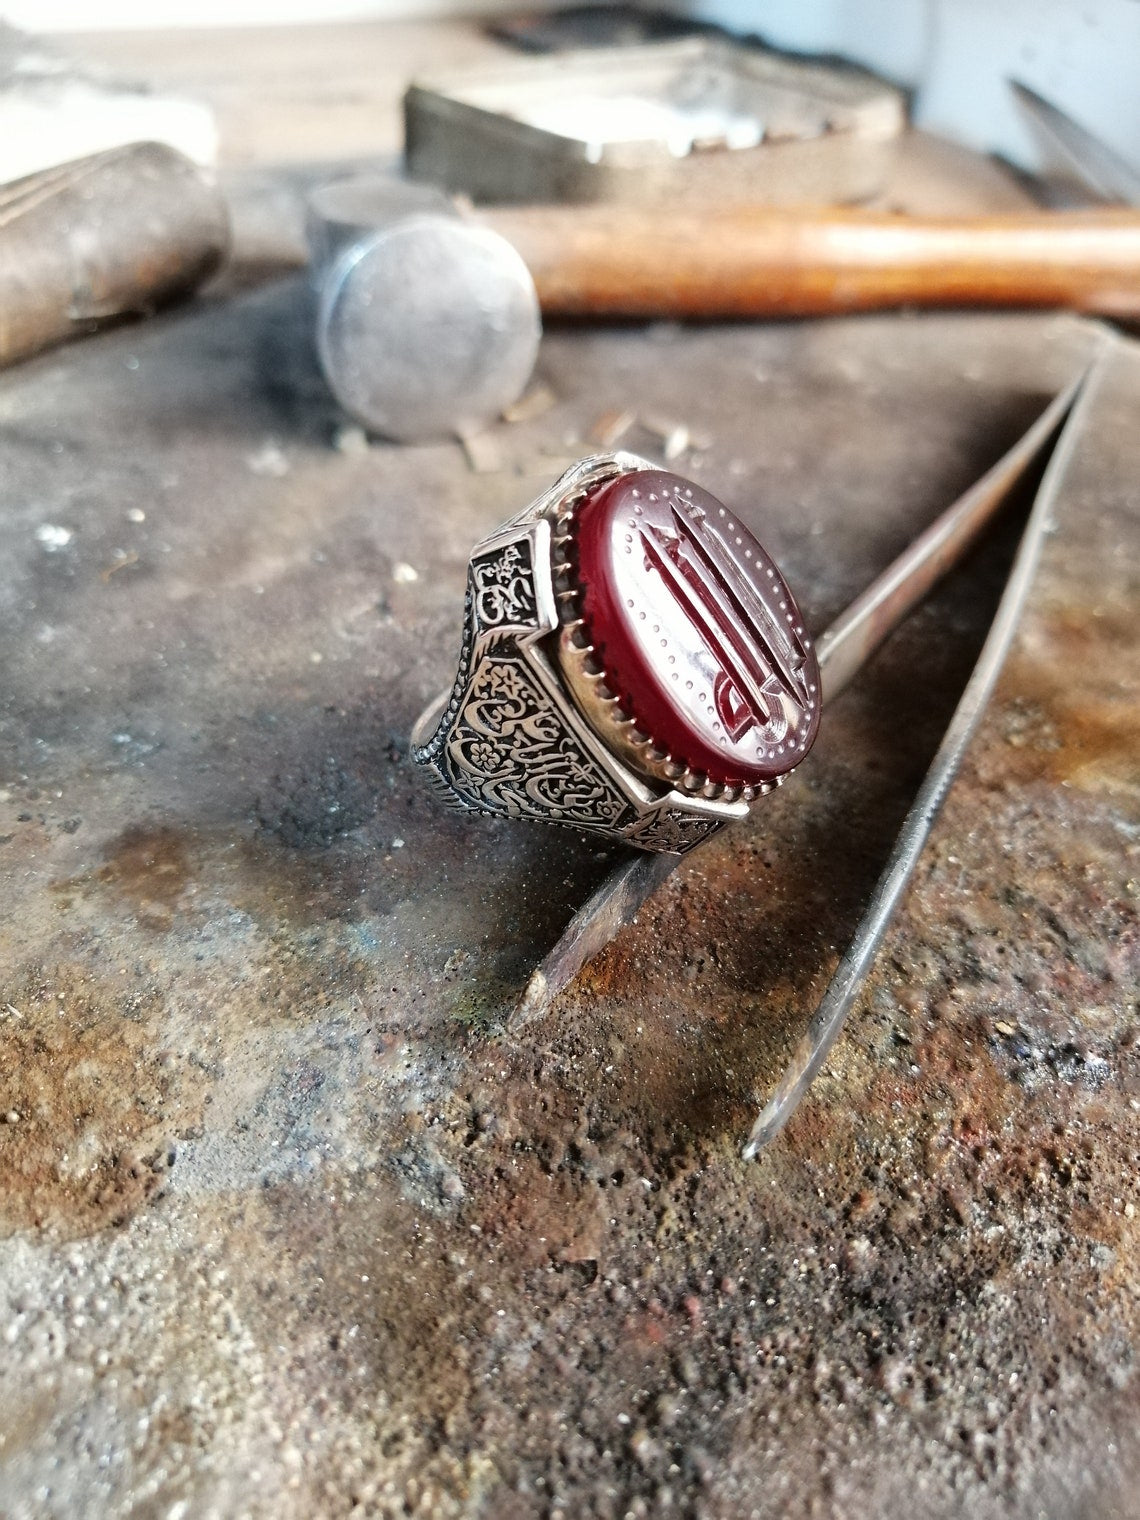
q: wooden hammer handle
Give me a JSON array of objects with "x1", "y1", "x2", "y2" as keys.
[{"x1": 480, "y1": 204, "x2": 1140, "y2": 320}]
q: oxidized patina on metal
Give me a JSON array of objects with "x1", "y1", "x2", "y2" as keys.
[{"x1": 0, "y1": 289, "x2": 1136, "y2": 1517}]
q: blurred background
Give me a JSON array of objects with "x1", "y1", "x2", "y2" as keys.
[{"x1": 4, "y1": 0, "x2": 1138, "y2": 173}]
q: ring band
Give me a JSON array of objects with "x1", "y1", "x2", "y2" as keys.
[{"x1": 412, "y1": 453, "x2": 821, "y2": 853}]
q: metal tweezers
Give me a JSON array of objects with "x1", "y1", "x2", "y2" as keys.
[{"x1": 509, "y1": 356, "x2": 1103, "y2": 1157}]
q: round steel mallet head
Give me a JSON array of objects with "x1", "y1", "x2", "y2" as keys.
[{"x1": 308, "y1": 177, "x2": 541, "y2": 444}]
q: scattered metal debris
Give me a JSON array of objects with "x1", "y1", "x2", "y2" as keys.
[{"x1": 502, "y1": 382, "x2": 557, "y2": 423}]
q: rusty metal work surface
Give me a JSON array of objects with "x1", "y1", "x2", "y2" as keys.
[{"x1": 0, "y1": 292, "x2": 1136, "y2": 1518}]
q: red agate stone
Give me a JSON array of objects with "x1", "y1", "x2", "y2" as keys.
[{"x1": 572, "y1": 469, "x2": 821, "y2": 786}]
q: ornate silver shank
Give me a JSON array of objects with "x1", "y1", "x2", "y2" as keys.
[{"x1": 411, "y1": 453, "x2": 750, "y2": 854}]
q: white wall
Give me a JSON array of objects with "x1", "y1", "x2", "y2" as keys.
[{"x1": 686, "y1": 0, "x2": 1140, "y2": 171}]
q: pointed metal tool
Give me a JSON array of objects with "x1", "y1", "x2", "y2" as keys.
[
  {"x1": 743, "y1": 355, "x2": 1101, "y2": 1155},
  {"x1": 513, "y1": 365, "x2": 1096, "y2": 1041},
  {"x1": 1010, "y1": 80, "x2": 1140, "y2": 208}
]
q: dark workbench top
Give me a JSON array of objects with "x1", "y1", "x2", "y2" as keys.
[{"x1": 1, "y1": 20, "x2": 1137, "y2": 1520}]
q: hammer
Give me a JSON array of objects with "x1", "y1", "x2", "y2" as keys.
[
  {"x1": 310, "y1": 177, "x2": 1140, "y2": 441},
  {"x1": 0, "y1": 141, "x2": 230, "y2": 369},
  {"x1": 308, "y1": 178, "x2": 540, "y2": 444}
]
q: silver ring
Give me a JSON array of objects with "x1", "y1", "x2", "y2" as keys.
[{"x1": 412, "y1": 454, "x2": 821, "y2": 854}]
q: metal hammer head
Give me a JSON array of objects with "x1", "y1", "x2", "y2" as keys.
[{"x1": 307, "y1": 176, "x2": 541, "y2": 443}]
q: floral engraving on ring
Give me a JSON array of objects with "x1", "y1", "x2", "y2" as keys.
[
  {"x1": 446, "y1": 654, "x2": 631, "y2": 829},
  {"x1": 625, "y1": 809, "x2": 722, "y2": 854}
]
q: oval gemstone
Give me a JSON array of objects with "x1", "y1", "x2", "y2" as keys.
[{"x1": 569, "y1": 469, "x2": 821, "y2": 787}]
